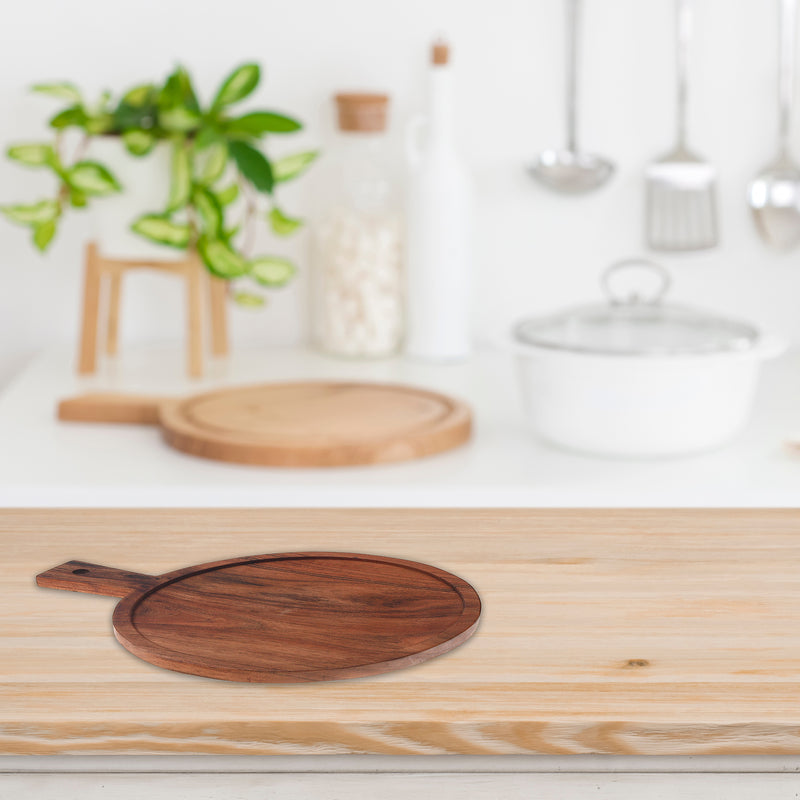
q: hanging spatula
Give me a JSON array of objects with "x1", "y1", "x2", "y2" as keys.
[{"x1": 645, "y1": 0, "x2": 718, "y2": 251}]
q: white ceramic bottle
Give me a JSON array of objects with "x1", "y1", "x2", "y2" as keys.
[{"x1": 405, "y1": 39, "x2": 472, "y2": 361}]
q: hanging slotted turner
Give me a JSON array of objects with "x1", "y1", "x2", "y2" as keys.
[{"x1": 646, "y1": 0, "x2": 718, "y2": 251}]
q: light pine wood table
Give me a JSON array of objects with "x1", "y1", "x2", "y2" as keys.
[{"x1": 4, "y1": 508, "x2": 800, "y2": 757}]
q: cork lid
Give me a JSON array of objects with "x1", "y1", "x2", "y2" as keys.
[
  {"x1": 432, "y1": 39, "x2": 450, "y2": 65},
  {"x1": 335, "y1": 93, "x2": 390, "y2": 133}
]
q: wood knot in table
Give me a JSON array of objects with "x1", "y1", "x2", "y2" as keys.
[{"x1": 623, "y1": 658, "x2": 650, "y2": 669}]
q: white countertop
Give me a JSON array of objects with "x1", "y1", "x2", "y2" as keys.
[{"x1": 1, "y1": 344, "x2": 799, "y2": 508}]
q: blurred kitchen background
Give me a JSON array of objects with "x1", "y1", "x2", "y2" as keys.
[{"x1": 0, "y1": 0, "x2": 797, "y2": 386}]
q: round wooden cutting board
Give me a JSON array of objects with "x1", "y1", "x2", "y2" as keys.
[
  {"x1": 159, "y1": 382, "x2": 471, "y2": 466},
  {"x1": 36, "y1": 553, "x2": 482, "y2": 683},
  {"x1": 58, "y1": 381, "x2": 472, "y2": 467}
]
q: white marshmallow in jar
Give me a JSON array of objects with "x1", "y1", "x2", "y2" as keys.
[{"x1": 313, "y1": 92, "x2": 403, "y2": 358}]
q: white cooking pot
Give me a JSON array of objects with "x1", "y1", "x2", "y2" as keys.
[{"x1": 509, "y1": 259, "x2": 787, "y2": 458}]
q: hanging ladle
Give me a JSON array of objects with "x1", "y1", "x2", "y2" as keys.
[{"x1": 529, "y1": 0, "x2": 615, "y2": 194}]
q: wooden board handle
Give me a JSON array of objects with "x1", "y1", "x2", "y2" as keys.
[
  {"x1": 57, "y1": 393, "x2": 166, "y2": 425},
  {"x1": 36, "y1": 561, "x2": 158, "y2": 597}
]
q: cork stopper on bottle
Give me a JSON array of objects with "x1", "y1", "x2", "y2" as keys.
[
  {"x1": 432, "y1": 39, "x2": 450, "y2": 66},
  {"x1": 335, "y1": 93, "x2": 390, "y2": 133}
]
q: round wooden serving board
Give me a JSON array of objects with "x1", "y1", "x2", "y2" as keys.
[
  {"x1": 58, "y1": 381, "x2": 472, "y2": 467},
  {"x1": 36, "y1": 553, "x2": 482, "y2": 683}
]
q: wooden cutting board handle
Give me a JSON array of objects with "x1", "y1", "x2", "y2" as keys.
[
  {"x1": 57, "y1": 393, "x2": 167, "y2": 425},
  {"x1": 36, "y1": 560, "x2": 159, "y2": 597}
]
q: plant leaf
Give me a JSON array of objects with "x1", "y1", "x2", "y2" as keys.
[
  {"x1": 216, "y1": 183, "x2": 239, "y2": 206},
  {"x1": 96, "y1": 90, "x2": 113, "y2": 112},
  {"x1": 194, "y1": 126, "x2": 222, "y2": 150},
  {"x1": 197, "y1": 237, "x2": 249, "y2": 278},
  {"x1": 272, "y1": 150, "x2": 318, "y2": 183},
  {"x1": 49, "y1": 105, "x2": 88, "y2": 130},
  {"x1": 159, "y1": 107, "x2": 201, "y2": 133},
  {"x1": 192, "y1": 186, "x2": 223, "y2": 238},
  {"x1": 131, "y1": 215, "x2": 191, "y2": 248},
  {"x1": 229, "y1": 140, "x2": 273, "y2": 193},
  {"x1": 167, "y1": 143, "x2": 192, "y2": 211},
  {"x1": 250, "y1": 255, "x2": 296, "y2": 286},
  {"x1": 0, "y1": 199, "x2": 59, "y2": 226},
  {"x1": 69, "y1": 188, "x2": 88, "y2": 208},
  {"x1": 212, "y1": 63, "x2": 260, "y2": 110},
  {"x1": 199, "y1": 142, "x2": 228, "y2": 184},
  {"x1": 7, "y1": 143, "x2": 55, "y2": 167},
  {"x1": 222, "y1": 224, "x2": 241, "y2": 242},
  {"x1": 225, "y1": 111, "x2": 302, "y2": 138},
  {"x1": 123, "y1": 129, "x2": 156, "y2": 156},
  {"x1": 233, "y1": 290, "x2": 266, "y2": 307},
  {"x1": 115, "y1": 87, "x2": 159, "y2": 132},
  {"x1": 268, "y1": 207, "x2": 302, "y2": 236},
  {"x1": 122, "y1": 84, "x2": 155, "y2": 107},
  {"x1": 114, "y1": 101, "x2": 157, "y2": 131},
  {"x1": 158, "y1": 66, "x2": 201, "y2": 132},
  {"x1": 84, "y1": 114, "x2": 114, "y2": 135},
  {"x1": 32, "y1": 82, "x2": 82, "y2": 104},
  {"x1": 33, "y1": 219, "x2": 57, "y2": 251},
  {"x1": 67, "y1": 161, "x2": 121, "y2": 195},
  {"x1": 160, "y1": 66, "x2": 200, "y2": 112}
]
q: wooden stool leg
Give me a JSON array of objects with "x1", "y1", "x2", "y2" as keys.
[
  {"x1": 78, "y1": 242, "x2": 102, "y2": 375},
  {"x1": 106, "y1": 270, "x2": 122, "y2": 357},
  {"x1": 186, "y1": 256, "x2": 203, "y2": 378},
  {"x1": 209, "y1": 275, "x2": 229, "y2": 357}
]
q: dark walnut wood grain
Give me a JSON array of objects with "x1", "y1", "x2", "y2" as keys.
[
  {"x1": 36, "y1": 552, "x2": 482, "y2": 683},
  {"x1": 36, "y1": 560, "x2": 158, "y2": 597},
  {"x1": 58, "y1": 381, "x2": 473, "y2": 467}
]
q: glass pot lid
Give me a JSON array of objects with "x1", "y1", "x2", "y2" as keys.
[{"x1": 513, "y1": 259, "x2": 760, "y2": 356}]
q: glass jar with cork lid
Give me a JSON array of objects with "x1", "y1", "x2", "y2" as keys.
[{"x1": 312, "y1": 92, "x2": 403, "y2": 358}]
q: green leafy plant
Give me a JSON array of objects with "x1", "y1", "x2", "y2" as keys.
[{"x1": 2, "y1": 64, "x2": 318, "y2": 306}]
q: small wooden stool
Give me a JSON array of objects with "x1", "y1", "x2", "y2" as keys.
[{"x1": 77, "y1": 241, "x2": 228, "y2": 378}]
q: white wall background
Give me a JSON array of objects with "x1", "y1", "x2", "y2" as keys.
[{"x1": 0, "y1": 0, "x2": 797, "y2": 385}]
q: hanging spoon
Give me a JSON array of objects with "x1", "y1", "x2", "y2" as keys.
[{"x1": 748, "y1": 0, "x2": 800, "y2": 250}]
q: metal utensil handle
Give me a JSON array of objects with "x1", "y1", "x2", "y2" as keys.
[
  {"x1": 676, "y1": 0, "x2": 693, "y2": 148},
  {"x1": 779, "y1": 0, "x2": 796, "y2": 155},
  {"x1": 601, "y1": 259, "x2": 672, "y2": 306},
  {"x1": 566, "y1": 0, "x2": 580, "y2": 152}
]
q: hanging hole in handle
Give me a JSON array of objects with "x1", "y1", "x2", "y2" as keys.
[
  {"x1": 72, "y1": 568, "x2": 90, "y2": 575},
  {"x1": 601, "y1": 258, "x2": 672, "y2": 306}
]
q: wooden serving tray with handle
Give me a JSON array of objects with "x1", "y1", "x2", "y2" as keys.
[
  {"x1": 57, "y1": 381, "x2": 472, "y2": 467},
  {"x1": 36, "y1": 551, "x2": 482, "y2": 683}
]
